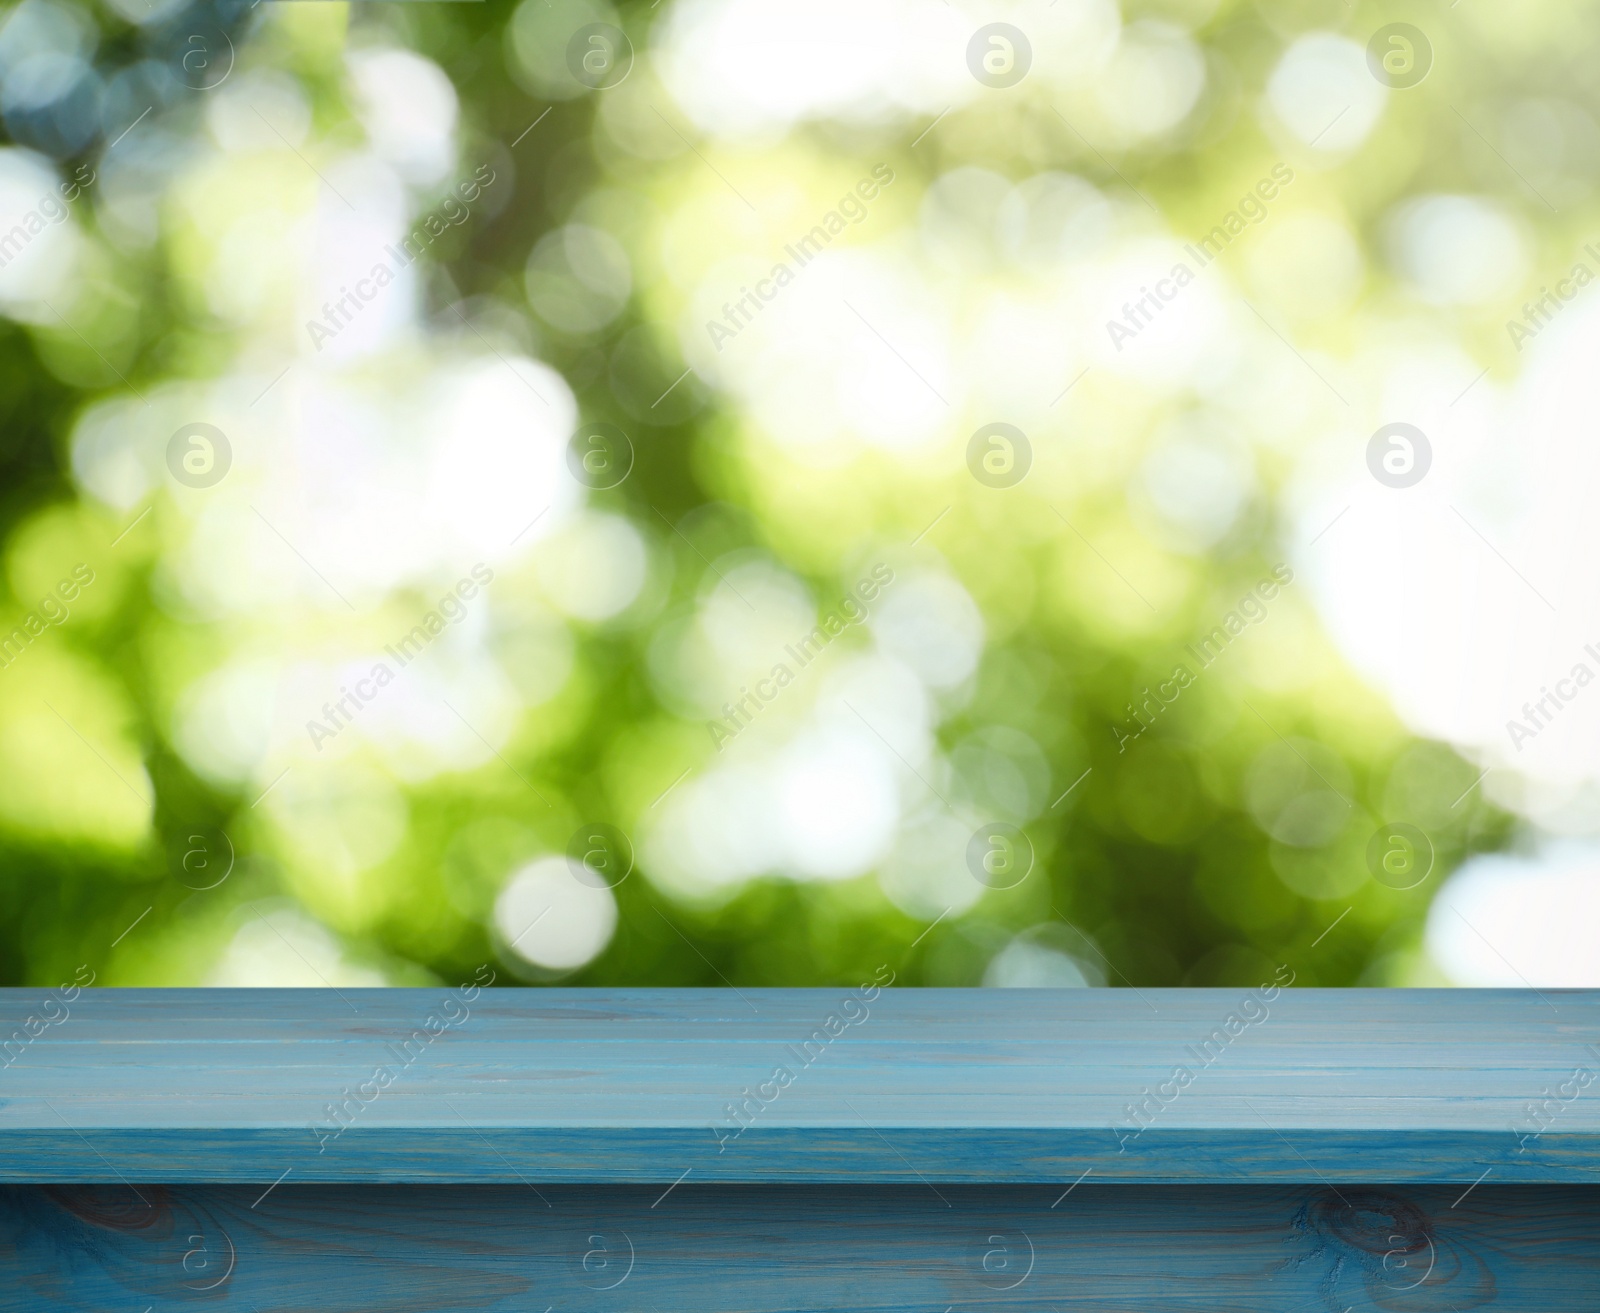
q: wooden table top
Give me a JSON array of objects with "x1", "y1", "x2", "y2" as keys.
[{"x1": 2, "y1": 987, "x2": 1596, "y2": 1183}]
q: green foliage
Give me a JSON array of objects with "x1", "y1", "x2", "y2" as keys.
[{"x1": 0, "y1": 0, "x2": 1540, "y2": 989}]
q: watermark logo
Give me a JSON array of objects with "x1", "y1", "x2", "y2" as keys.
[
  {"x1": 1366, "y1": 423, "x2": 1430, "y2": 489},
  {"x1": 0, "y1": 966, "x2": 95, "y2": 1068},
  {"x1": 1366, "y1": 23, "x2": 1432, "y2": 89},
  {"x1": 180, "y1": 1227, "x2": 235, "y2": 1292},
  {"x1": 705, "y1": 167, "x2": 896, "y2": 352},
  {"x1": 1512, "y1": 1050, "x2": 1600, "y2": 1152},
  {"x1": 709, "y1": 966, "x2": 894, "y2": 1152},
  {"x1": 1506, "y1": 244, "x2": 1600, "y2": 349},
  {"x1": 570, "y1": 1231, "x2": 634, "y2": 1289},
  {"x1": 0, "y1": 163, "x2": 96, "y2": 272},
  {"x1": 969, "y1": 1231, "x2": 1035, "y2": 1290},
  {"x1": 567, "y1": 422, "x2": 633, "y2": 489},
  {"x1": 305, "y1": 564, "x2": 494, "y2": 751},
  {"x1": 966, "y1": 423, "x2": 1030, "y2": 488},
  {"x1": 567, "y1": 24, "x2": 633, "y2": 90},
  {"x1": 306, "y1": 165, "x2": 497, "y2": 351},
  {"x1": 173, "y1": 828, "x2": 235, "y2": 891},
  {"x1": 708, "y1": 563, "x2": 895, "y2": 751},
  {"x1": 1107, "y1": 165, "x2": 1295, "y2": 351},
  {"x1": 308, "y1": 966, "x2": 494, "y2": 1152},
  {"x1": 1111, "y1": 964, "x2": 1294, "y2": 1152},
  {"x1": 967, "y1": 24, "x2": 1031, "y2": 88},
  {"x1": 1366, "y1": 823, "x2": 1433, "y2": 890},
  {"x1": 0, "y1": 564, "x2": 97, "y2": 674},
  {"x1": 167, "y1": 423, "x2": 231, "y2": 489},
  {"x1": 567, "y1": 823, "x2": 633, "y2": 889},
  {"x1": 1506, "y1": 644, "x2": 1600, "y2": 751},
  {"x1": 966, "y1": 823, "x2": 1033, "y2": 889},
  {"x1": 179, "y1": 22, "x2": 234, "y2": 91}
]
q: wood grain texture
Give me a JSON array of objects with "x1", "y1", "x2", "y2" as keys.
[
  {"x1": 2, "y1": 987, "x2": 1598, "y2": 1182},
  {"x1": 2, "y1": 1183, "x2": 1595, "y2": 1312}
]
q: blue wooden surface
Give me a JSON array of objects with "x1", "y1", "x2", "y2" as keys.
[
  {"x1": 2, "y1": 1183, "x2": 1595, "y2": 1311},
  {"x1": 2, "y1": 988, "x2": 1599, "y2": 1182}
]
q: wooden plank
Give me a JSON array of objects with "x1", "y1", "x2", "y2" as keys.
[
  {"x1": 2, "y1": 987, "x2": 1598, "y2": 1182},
  {"x1": 2, "y1": 1182, "x2": 1594, "y2": 1311}
]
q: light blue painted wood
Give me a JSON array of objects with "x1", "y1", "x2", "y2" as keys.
[
  {"x1": 3, "y1": 1183, "x2": 1595, "y2": 1311},
  {"x1": 2, "y1": 987, "x2": 1598, "y2": 1183}
]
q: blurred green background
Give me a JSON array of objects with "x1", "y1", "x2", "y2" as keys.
[{"x1": 0, "y1": 0, "x2": 1573, "y2": 990}]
